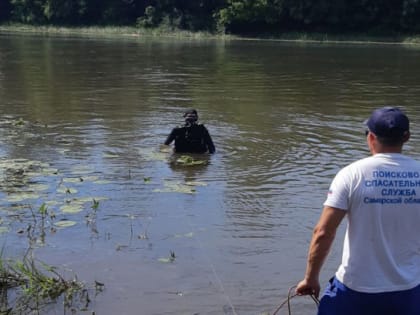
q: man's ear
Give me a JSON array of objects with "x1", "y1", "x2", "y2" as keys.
[{"x1": 403, "y1": 131, "x2": 410, "y2": 143}]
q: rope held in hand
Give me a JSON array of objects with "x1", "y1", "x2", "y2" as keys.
[{"x1": 272, "y1": 286, "x2": 320, "y2": 315}]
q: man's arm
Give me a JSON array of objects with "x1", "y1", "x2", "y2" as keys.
[
  {"x1": 203, "y1": 126, "x2": 215, "y2": 153},
  {"x1": 296, "y1": 206, "x2": 346, "y2": 298},
  {"x1": 164, "y1": 129, "x2": 176, "y2": 146}
]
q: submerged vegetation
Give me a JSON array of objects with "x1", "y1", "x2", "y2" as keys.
[
  {"x1": 0, "y1": 117, "x2": 110, "y2": 313},
  {"x1": 175, "y1": 155, "x2": 209, "y2": 166},
  {"x1": 0, "y1": 202, "x2": 104, "y2": 313},
  {"x1": 0, "y1": 252, "x2": 103, "y2": 314}
]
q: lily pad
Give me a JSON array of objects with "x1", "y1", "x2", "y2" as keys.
[
  {"x1": 139, "y1": 148, "x2": 169, "y2": 162},
  {"x1": 159, "y1": 146, "x2": 172, "y2": 153},
  {"x1": 176, "y1": 155, "x2": 208, "y2": 166},
  {"x1": 158, "y1": 251, "x2": 176, "y2": 263},
  {"x1": 29, "y1": 183, "x2": 50, "y2": 191},
  {"x1": 0, "y1": 226, "x2": 9, "y2": 234},
  {"x1": 77, "y1": 196, "x2": 107, "y2": 203},
  {"x1": 103, "y1": 153, "x2": 119, "y2": 158},
  {"x1": 57, "y1": 187, "x2": 78, "y2": 194},
  {"x1": 5, "y1": 192, "x2": 40, "y2": 202},
  {"x1": 70, "y1": 165, "x2": 95, "y2": 175},
  {"x1": 60, "y1": 203, "x2": 84, "y2": 214},
  {"x1": 154, "y1": 181, "x2": 196, "y2": 194},
  {"x1": 63, "y1": 177, "x2": 85, "y2": 183},
  {"x1": 54, "y1": 220, "x2": 77, "y2": 228},
  {"x1": 45, "y1": 200, "x2": 60, "y2": 207},
  {"x1": 185, "y1": 181, "x2": 207, "y2": 187},
  {"x1": 40, "y1": 168, "x2": 59, "y2": 175}
]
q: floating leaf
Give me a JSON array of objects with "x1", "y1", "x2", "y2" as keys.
[
  {"x1": 158, "y1": 251, "x2": 176, "y2": 263},
  {"x1": 54, "y1": 220, "x2": 77, "y2": 228},
  {"x1": 77, "y1": 196, "x2": 107, "y2": 203},
  {"x1": 0, "y1": 226, "x2": 9, "y2": 234},
  {"x1": 158, "y1": 251, "x2": 176, "y2": 264},
  {"x1": 63, "y1": 177, "x2": 84, "y2": 183},
  {"x1": 139, "y1": 148, "x2": 169, "y2": 161},
  {"x1": 185, "y1": 181, "x2": 207, "y2": 187},
  {"x1": 159, "y1": 146, "x2": 172, "y2": 153},
  {"x1": 57, "y1": 187, "x2": 78, "y2": 194},
  {"x1": 45, "y1": 200, "x2": 60, "y2": 207},
  {"x1": 29, "y1": 184, "x2": 50, "y2": 191},
  {"x1": 153, "y1": 187, "x2": 195, "y2": 194},
  {"x1": 13, "y1": 118, "x2": 25, "y2": 126},
  {"x1": 176, "y1": 155, "x2": 208, "y2": 166},
  {"x1": 70, "y1": 165, "x2": 95, "y2": 174},
  {"x1": 5, "y1": 192, "x2": 40, "y2": 202},
  {"x1": 60, "y1": 204, "x2": 84, "y2": 214},
  {"x1": 153, "y1": 181, "x2": 196, "y2": 194},
  {"x1": 40, "y1": 168, "x2": 59, "y2": 175},
  {"x1": 103, "y1": 153, "x2": 119, "y2": 158}
]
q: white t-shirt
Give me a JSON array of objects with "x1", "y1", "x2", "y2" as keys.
[{"x1": 324, "y1": 153, "x2": 420, "y2": 293}]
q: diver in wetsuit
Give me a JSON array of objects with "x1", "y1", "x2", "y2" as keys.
[{"x1": 164, "y1": 109, "x2": 215, "y2": 154}]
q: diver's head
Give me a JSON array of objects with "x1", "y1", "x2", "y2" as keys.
[{"x1": 183, "y1": 109, "x2": 198, "y2": 126}]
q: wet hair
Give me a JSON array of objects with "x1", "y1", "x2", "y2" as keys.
[{"x1": 183, "y1": 109, "x2": 198, "y2": 118}]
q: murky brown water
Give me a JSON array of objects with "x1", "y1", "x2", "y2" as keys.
[{"x1": 1, "y1": 33, "x2": 420, "y2": 314}]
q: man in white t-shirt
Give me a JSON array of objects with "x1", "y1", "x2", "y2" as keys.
[{"x1": 296, "y1": 107, "x2": 420, "y2": 314}]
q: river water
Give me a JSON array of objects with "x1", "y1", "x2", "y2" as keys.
[{"x1": 1, "y1": 33, "x2": 420, "y2": 315}]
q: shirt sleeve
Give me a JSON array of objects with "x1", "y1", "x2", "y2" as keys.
[
  {"x1": 323, "y1": 167, "x2": 351, "y2": 211},
  {"x1": 164, "y1": 129, "x2": 176, "y2": 145},
  {"x1": 202, "y1": 126, "x2": 215, "y2": 153}
]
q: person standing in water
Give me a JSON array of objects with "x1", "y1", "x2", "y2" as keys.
[{"x1": 164, "y1": 109, "x2": 215, "y2": 154}]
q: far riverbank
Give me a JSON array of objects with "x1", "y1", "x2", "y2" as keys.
[{"x1": 1, "y1": 24, "x2": 420, "y2": 46}]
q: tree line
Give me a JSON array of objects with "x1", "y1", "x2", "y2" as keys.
[{"x1": 1, "y1": 0, "x2": 420, "y2": 35}]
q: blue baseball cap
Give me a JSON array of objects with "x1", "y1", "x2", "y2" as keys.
[{"x1": 366, "y1": 106, "x2": 409, "y2": 138}]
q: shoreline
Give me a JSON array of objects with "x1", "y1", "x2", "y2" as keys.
[{"x1": 1, "y1": 24, "x2": 420, "y2": 45}]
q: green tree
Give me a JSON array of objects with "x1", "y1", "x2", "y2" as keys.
[
  {"x1": 42, "y1": 0, "x2": 88, "y2": 24},
  {"x1": 10, "y1": 0, "x2": 46, "y2": 24},
  {"x1": 215, "y1": 0, "x2": 286, "y2": 33}
]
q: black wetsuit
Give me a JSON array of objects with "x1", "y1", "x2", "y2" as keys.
[{"x1": 164, "y1": 123, "x2": 215, "y2": 154}]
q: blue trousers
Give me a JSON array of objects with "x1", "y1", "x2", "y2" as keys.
[{"x1": 318, "y1": 277, "x2": 420, "y2": 315}]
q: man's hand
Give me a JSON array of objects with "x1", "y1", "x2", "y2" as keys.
[{"x1": 295, "y1": 278, "x2": 321, "y2": 298}]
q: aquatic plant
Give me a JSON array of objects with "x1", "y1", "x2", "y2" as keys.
[
  {"x1": 13, "y1": 118, "x2": 25, "y2": 127},
  {"x1": 175, "y1": 155, "x2": 208, "y2": 166},
  {"x1": 0, "y1": 253, "x2": 99, "y2": 314},
  {"x1": 91, "y1": 199, "x2": 100, "y2": 210},
  {"x1": 158, "y1": 250, "x2": 176, "y2": 263},
  {"x1": 153, "y1": 181, "x2": 196, "y2": 194}
]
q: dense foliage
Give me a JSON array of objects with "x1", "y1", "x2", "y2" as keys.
[{"x1": 1, "y1": 0, "x2": 420, "y2": 35}]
